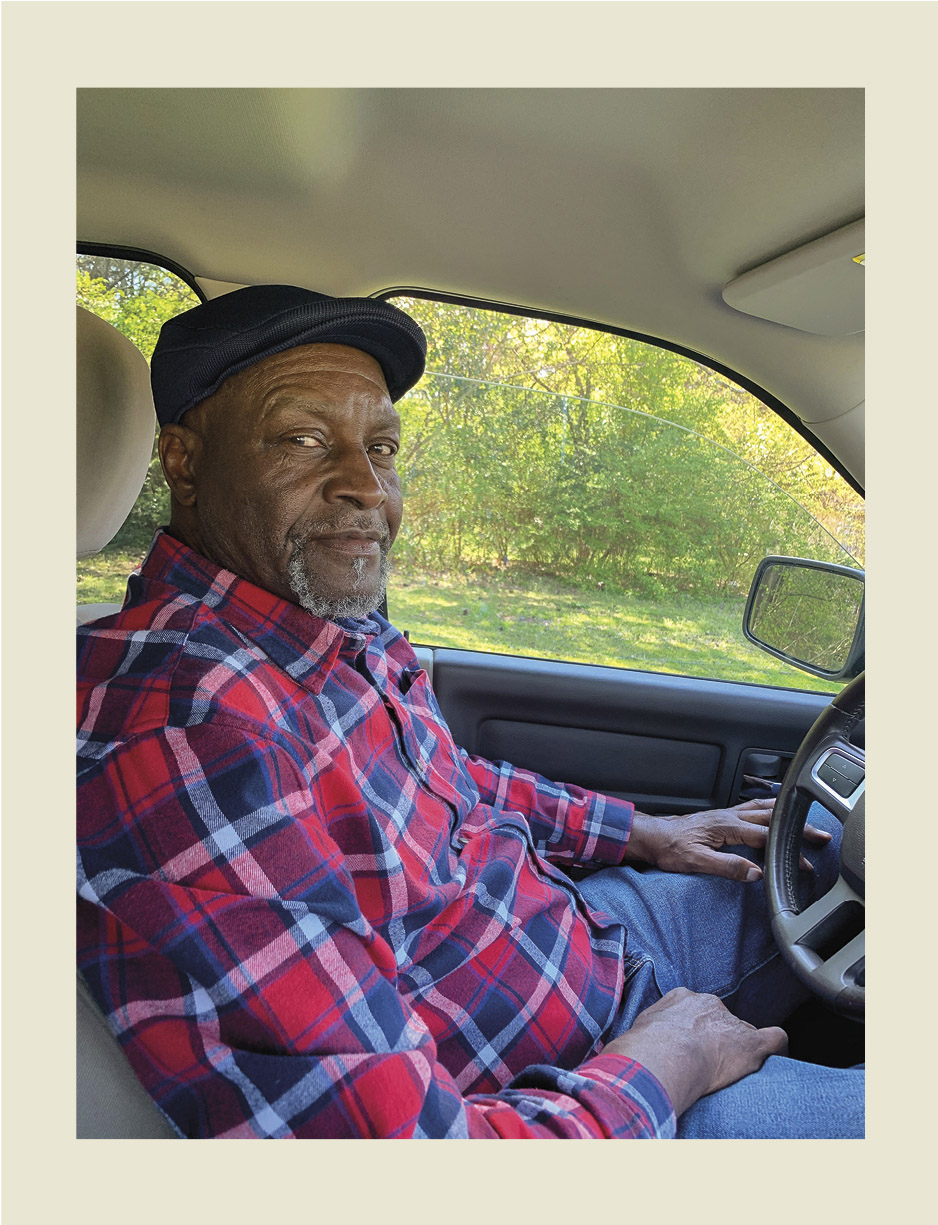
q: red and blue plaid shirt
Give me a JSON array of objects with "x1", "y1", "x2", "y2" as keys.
[{"x1": 77, "y1": 531, "x2": 675, "y2": 1138}]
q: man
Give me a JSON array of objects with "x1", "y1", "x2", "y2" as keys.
[{"x1": 77, "y1": 286, "x2": 863, "y2": 1138}]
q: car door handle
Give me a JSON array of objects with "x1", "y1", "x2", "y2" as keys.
[{"x1": 736, "y1": 751, "x2": 790, "y2": 801}]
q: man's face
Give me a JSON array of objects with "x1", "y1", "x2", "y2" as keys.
[{"x1": 168, "y1": 343, "x2": 403, "y2": 619}]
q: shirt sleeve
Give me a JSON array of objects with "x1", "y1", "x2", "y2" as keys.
[
  {"x1": 78, "y1": 723, "x2": 671, "y2": 1140},
  {"x1": 460, "y1": 750, "x2": 635, "y2": 866}
]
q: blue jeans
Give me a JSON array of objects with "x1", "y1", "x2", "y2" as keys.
[{"x1": 576, "y1": 803, "x2": 865, "y2": 1138}]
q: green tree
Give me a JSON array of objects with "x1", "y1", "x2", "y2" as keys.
[{"x1": 392, "y1": 297, "x2": 863, "y2": 596}]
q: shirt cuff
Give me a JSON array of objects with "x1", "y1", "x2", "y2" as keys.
[
  {"x1": 576, "y1": 1052, "x2": 677, "y2": 1138},
  {"x1": 580, "y1": 792, "x2": 635, "y2": 865},
  {"x1": 508, "y1": 1051, "x2": 676, "y2": 1138}
]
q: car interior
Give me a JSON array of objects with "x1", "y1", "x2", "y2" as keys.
[{"x1": 75, "y1": 87, "x2": 865, "y2": 1137}]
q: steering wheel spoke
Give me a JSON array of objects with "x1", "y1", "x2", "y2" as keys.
[
  {"x1": 816, "y1": 931, "x2": 864, "y2": 998},
  {"x1": 774, "y1": 875, "x2": 865, "y2": 1014},
  {"x1": 776, "y1": 875, "x2": 858, "y2": 945}
]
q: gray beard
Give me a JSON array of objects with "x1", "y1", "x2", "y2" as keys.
[{"x1": 286, "y1": 536, "x2": 392, "y2": 621}]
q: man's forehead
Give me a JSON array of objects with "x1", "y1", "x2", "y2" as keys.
[
  {"x1": 198, "y1": 342, "x2": 399, "y2": 435},
  {"x1": 248, "y1": 342, "x2": 391, "y2": 389}
]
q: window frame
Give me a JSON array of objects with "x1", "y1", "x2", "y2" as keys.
[{"x1": 77, "y1": 242, "x2": 207, "y2": 305}]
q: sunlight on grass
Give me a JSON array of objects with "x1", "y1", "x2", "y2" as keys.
[
  {"x1": 76, "y1": 549, "x2": 146, "y2": 604},
  {"x1": 390, "y1": 568, "x2": 840, "y2": 693}
]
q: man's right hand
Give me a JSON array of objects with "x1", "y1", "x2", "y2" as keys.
[{"x1": 602, "y1": 988, "x2": 788, "y2": 1117}]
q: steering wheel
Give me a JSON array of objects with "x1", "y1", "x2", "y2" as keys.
[{"x1": 765, "y1": 671, "x2": 865, "y2": 1020}]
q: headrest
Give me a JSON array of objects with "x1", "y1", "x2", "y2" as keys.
[{"x1": 77, "y1": 307, "x2": 156, "y2": 558}]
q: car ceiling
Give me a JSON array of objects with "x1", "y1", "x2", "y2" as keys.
[{"x1": 77, "y1": 87, "x2": 865, "y2": 486}]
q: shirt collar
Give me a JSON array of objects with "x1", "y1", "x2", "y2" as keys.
[{"x1": 137, "y1": 530, "x2": 384, "y2": 692}]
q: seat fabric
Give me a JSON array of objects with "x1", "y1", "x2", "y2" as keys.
[{"x1": 77, "y1": 974, "x2": 178, "y2": 1139}]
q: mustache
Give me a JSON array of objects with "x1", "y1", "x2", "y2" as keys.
[{"x1": 291, "y1": 514, "x2": 393, "y2": 549}]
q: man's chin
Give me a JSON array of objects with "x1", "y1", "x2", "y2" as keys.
[
  {"x1": 300, "y1": 589, "x2": 385, "y2": 620},
  {"x1": 286, "y1": 552, "x2": 389, "y2": 621}
]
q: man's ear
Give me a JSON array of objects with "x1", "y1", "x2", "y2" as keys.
[{"x1": 158, "y1": 425, "x2": 202, "y2": 507}]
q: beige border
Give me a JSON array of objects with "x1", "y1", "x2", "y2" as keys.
[{"x1": 3, "y1": 1, "x2": 936, "y2": 1220}]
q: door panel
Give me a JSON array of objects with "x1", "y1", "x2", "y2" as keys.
[
  {"x1": 426, "y1": 649, "x2": 829, "y2": 813},
  {"x1": 477, "y1": 720, "x2": 721, "y2": 811}
]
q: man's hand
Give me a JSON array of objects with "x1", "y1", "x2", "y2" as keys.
[
  {"x1": 624, "y1": 798, "x2": 832, "y2": 883},
  {"x1": 602, "y1": 988, "x2": 788, "y2": 1117}
]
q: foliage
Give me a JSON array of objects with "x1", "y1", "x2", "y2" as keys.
[
  {"x1": 400, "y1": 298, "x2": 865, "y2": 566},
  {"x1": 391, "y1": 298, "x2": 864, "y2": 600},
  {"x1": 77, "y1": 256, "x2": 199, "y2": 361}
]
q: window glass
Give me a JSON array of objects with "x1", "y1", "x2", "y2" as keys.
[
  {"x1": 387, "y1": 298, "x2": 864, "y2": 693},
  {"x1": 76, "y1": 255, "x2": 200, "y2": 604}
]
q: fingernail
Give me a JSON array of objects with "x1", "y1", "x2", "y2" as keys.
[{"x1": 745, "y1": 866, "x2": 762, "y2": 883}]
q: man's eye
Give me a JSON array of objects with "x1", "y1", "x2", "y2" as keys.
[
  {"x1": 290, "y1": 435, "x2": 324, "y2": 448},
  {"x1": 371, "y1": 442, "x2": 399, "y2": 457}
]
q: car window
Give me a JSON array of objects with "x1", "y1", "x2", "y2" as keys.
[
  {"x1": 76, "y1": 254, "x2": 199, "y2": 604},
  {"x1": 386, "y1": 297, "x2": 864, "y2": 694}
]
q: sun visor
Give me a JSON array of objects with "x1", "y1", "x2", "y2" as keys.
[{"x1": 723, "y1": 219, "x2": 864, "y2": 336}]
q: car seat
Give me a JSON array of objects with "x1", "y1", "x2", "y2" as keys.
[
  {"x1": 77, "y1": 304, "x2": 155, "y2": 622},
  {"x1": 76, "y1": 305, "x2": 178, "y2": 1137}
]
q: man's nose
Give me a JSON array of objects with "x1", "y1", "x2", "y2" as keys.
[{"x1": 322, "y1": 446, "x2": 389, "y2": 509}]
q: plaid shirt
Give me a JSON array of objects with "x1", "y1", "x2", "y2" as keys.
[{"x1": 78, "y1": 531, "x2": 675, "y2": 1138}]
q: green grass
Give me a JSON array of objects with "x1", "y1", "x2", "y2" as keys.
[
  {"x1": 77, "y1": 549, "x2": 839, "y2": 694},
  {"x1": 389, "y1": 569, "x2": 840, "y2": 693},
  {"x1": 76, "y1": 548, "x2": 148, "y2": 604}
]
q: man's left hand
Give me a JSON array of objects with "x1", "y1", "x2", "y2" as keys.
[{"x1": 623, "y1": 799, "x2": 832, "y2": 883}]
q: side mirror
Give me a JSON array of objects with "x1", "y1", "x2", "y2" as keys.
[{"x1": 743, "y1": 556, "x2": 865, "y2": 682}]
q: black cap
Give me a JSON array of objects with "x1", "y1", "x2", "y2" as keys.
[{"x1": 150, "y1": 285, "x2": 427, "y2": 426}]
